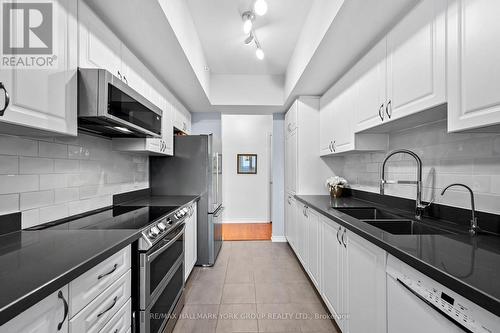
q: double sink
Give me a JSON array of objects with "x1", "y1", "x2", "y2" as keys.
[{"x1": 335, "y1": 207, "x2": 454, "y2": 235}]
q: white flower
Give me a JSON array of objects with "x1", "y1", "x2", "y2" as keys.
[{"x1": 325, "y1": 176, "x2": 348, "y2": 188}]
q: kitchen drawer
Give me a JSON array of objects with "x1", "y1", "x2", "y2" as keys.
[
  {"x1": 69, "y1": 270, "x2": 131, "y2": 333},
  {"x1": 70, "y1": 245, "x2": 131, "y2": 317},
  {"x1": 99, "y1": 298, "x2": 131, "y2": 333}
]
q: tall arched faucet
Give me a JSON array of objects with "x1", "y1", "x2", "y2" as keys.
[
  {"x1": 441, "y1": 183, "x2": 479, "y2": 235},
  {"x1": 380, "y1": 149, "x2": 428, "y2": 220}
]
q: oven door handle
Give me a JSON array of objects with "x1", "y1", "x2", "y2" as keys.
[{"x1": 148, "y1": 225, "x2": 186, "y2": 262}]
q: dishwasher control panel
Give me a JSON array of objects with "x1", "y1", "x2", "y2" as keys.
[{"x1": 387, "y1": 255, "x2": 499, "y2": 333}]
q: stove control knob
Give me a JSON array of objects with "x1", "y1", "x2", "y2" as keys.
[
  {"x1": 157, "y1": 222, "x2": 167, "y2": 232},
  {"x1": 183, "y1": 208, "x2": 189, "y2": 214},
  {"x1": 166, "y1": 218, "x2": 173, "y2": 225},
  {"x1": 148, "y1": 227, "x2": 160, "y2": 238}
]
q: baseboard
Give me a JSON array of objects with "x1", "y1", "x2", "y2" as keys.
[{"x1": 271, "y1": 235, "x2": 287, "y2": 242}]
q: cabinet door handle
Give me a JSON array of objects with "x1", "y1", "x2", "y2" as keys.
[
  {"x1": 98, "y1": 263, "x2": 118, "y2": 280},
  {"x1": 287, "y1": 196, "x2": 291, "y2": 204},
  {"x1": 0, "y1": 82, "x2": 10, "y2": 116},
  {"x1": 386, "y1": 100, "x2": 392, "y2": 119},
  {"x1": 341, "y1": 228, "x2": 347, "y2": 248},
  {"x1": 332, "y1": 140, "x2": 336, "y2": 152},
  {"x1": 378, "y1": 103, "x2": 384, "y2": 121},
  {"x1": 117, "y1": 70, "x2": 122, "y2": 80},
  {"x1": 123, "y1": 75, "x2": 128, "y2": 85},
  {"x1": 336, "y1": 226, "x2": 342, "y2": 245},
  {"x1": 304, "y1": 206, "x2": 308, "y2": 217},
  {"x1": 57, "y1": 291, "x2": 68, "y2": 331},
  {"x1": 97, "y1": 296, "x2": 118, "y2": 318}
]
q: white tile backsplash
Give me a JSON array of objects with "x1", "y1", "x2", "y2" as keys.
[
  {"x1": 333, "y1": 120, "x2": 500, "y2": 215},
  {"x1": 0, "y1": 133, "x2": 149, "y2": 228}
]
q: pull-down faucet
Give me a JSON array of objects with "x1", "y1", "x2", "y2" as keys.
[
  {"x1": 380, "y1": 149, "x2": 429, "y2": 220},
  {"x1": 441, "y1": 183, "x2": 479, "y2": 235}
]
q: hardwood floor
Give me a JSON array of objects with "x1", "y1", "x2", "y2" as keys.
[{"x1": 221, "y1": 223, "x2": 272, "y2": 241}]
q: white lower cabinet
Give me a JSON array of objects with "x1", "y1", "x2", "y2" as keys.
[
  {"x1": 0, "y1": 286, "x2": 69, "y2": 333},
  {"x1": 0, "y1": 246, "x2": 133, "y2": 333},
  {"x1": 346, "y1": 231, "x2": 387, "y2": 333},
  {"x1": 69, "y1": 270, "x2": 131, "y2": 333},
  {"x1": 290, "y1": 206, "x2": 387, "y2": 333},
  {"x1": 285, "y1": 193, "x2": 297, "y2": 252},
  {"x1": 306, "y1": 208, "x2": 321, "y2": 290},
  {"x1": 320, "y1": 217, "x2": 346, "y2": 329},
  {"x1": 185, "y1": 202, "x2": 198, "y2": 281}
]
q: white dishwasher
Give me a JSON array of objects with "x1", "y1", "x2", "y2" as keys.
[{"x1": 386, "y1": 255, "x2": 499, "y2": 333}]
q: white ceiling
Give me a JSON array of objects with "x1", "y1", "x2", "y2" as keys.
[{"x1": 185, "y1": 0, "x2": 313, "y2": 75}]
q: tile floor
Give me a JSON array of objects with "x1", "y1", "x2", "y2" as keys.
[{"x1": 173, "y1": 241, "x2": 339, "y2": 333}]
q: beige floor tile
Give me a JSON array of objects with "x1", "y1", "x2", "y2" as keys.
[
  {"x1": 186, "y1": 282, "x2": 224, "y2": 305},
  {"x1": 256, "y1": 303, "x2": 304, "y2": 332},
  {"x1": 255, "y1": 283, "x2": 291, "y2": 304},
  {"x1": 194, "y1": 267, "x2": 227, "y2": 285},
  {"x1": 216, "y1": 303, "x2": 258, "y2": 333},
  {"x1": 298, "y1": 303, "x2": 338, "y2": 332},
  {"x1": 286, "y1": 282, "x2": 321, "y2": 304},
  {"x1": 174, "y1": 304, "x2": 219, "y2": 333},
  {"x1": 222, "y1": 283, "x2": 256, "y2": 304},
  {"x1": 225, "y1": 267, "x2": 254, "y2": 284}
]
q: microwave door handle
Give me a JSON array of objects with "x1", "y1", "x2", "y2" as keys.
[{"x1": 148, "y1": 225, "x2": 186, "y2": 262}]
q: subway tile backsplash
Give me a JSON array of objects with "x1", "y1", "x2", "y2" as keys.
[
  {"x1": 0, "y1": 133, "x2": 149, "y2": 228},
  {"x1": 336, "y1": 120, "x2": 500, "y2": 215}
]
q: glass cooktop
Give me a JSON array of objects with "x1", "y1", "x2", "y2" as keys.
[{"x1": 42, "y1": 205, "x2": 179, "y2": 231}]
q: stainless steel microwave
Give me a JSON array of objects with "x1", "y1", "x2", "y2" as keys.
[{"x1": 78, "y1": 68, "x2": 162, "y2": 138}]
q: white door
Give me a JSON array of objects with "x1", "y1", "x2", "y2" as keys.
[
  {"x1": 0, "y1": 287, "x2": 69, "y2": 333},
  {"x1": 120, "y1": 45, "x2": 146, "y2": 97},
  {"x1": 319, "y1": 104, "x2": 333, "y2": 156},
  {"x1": 78, "y1": 0, "x2": 121, "y2": 76},
  {"x1": 285, "y1": 130, "x2": 297, "y2": 194},
  {"x1": 321, "y1": 218, "x2": 343, "y2": 320},
  {"x1": 346, "y1": 232, "x2": 387, "y2": 333},
  {"x1": 307, "y1": 208, "x2": 321, "y2": 289},
  {"x1": 0, "y1": 0, "x2": 77, "y2": 136},
  {"x1": 355, "y1": 39, "x2": 387, "y2": 132},
  {"x1": 330, "y1": 86, "x2": 354, "y2": 154},
  {"x1": 386, "y1": 0, "x2": 446, "y2": 121},
  {"x1": 447, "y1": 0, "x2": 500, "y2": 131}
]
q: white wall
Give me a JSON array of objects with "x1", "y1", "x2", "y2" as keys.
[
  {"x1": 334, "y1": 120, "x2": 500, "y2": 215},
  {"x1": 0, "y1": 133, "x2": 148, "y2": 228},
  {"x1": 210, "y1": 74, "x2": 284, "y2": 106},
  {"x1": 221, "y1": 114, "x2": 273, "y2": 223},
  {"x1": 272, "y1": 114, "x2": 285, "y2": 239}
]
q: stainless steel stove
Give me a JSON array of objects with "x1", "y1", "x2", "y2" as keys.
[{"x1": 37, "y1": 201, "x2": 191, "y2": 333}]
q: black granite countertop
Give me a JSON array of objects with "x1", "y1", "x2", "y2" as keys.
[
  {"x1": 295, "y1": 195, "x2": 500, "y2": 317},
  {"x1": 117, "y1": 195, "x2": 200, "y2": 207},
  {"x1": 0, "y1": 229, "x2": 140, "y2": 326}
]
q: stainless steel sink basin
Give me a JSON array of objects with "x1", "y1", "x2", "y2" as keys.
[
  {"x1": 362, "y1": 219, "x2": 451, "y2": 235},
  {"x1": 335, "y1": 207, "x2": 454, "y2": 235},
  {"x1": 335, "y1": 207, "x2": 400, "y2": 220}
]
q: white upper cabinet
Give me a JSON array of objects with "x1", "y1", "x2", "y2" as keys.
[
  {"x1": 447, "y1": 0, "x2": 500, "y2": 132},
  {"x1": 320, "y1": 71, "x2": 387, "y2": 156},
  {"x1": 355, "y1": 39, "x2": 388, "y2": 132},
  {"x1": 120, "y1": 45, "x2": 147, "y2": 98},
  {"x1": 285, "y1": 97, "x2": 329, "y2": 195},
  {"x1": 173, "y1": 102, "x2": 192, "y2": 135},
  {"x1": 78, "y1": 0, "x2": 121, "y2": 76},
  {"x1": 386, "y1": 0, "x2": 446, "y2": 122},
  {"x1": 0, "y1": 0, "x2": 77, "y2": 136}
]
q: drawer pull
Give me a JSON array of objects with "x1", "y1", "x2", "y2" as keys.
[
  {"x1": 98, "y1": 264, "x2": 118, "y2": 280},
  {"x1": 0, "y1": 82, "x2": 9, "y2": 116},
  {"x1": 57, "y1": 291, "x2": 68, "y2": 331},
  {"x1": 97, "y1": 296, "x2": 118, "y2": 318}
]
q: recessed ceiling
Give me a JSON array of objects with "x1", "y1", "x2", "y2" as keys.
[{"x1": 186, "y1": 0, "x2": 313, "y2": 75}]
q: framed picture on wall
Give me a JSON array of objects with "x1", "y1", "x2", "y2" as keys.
[{"x1": 237, "y1": 154, "x2": 257, "y2": 174}]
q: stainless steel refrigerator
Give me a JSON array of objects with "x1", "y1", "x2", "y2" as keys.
[{"x1": 150, "y1": 135, "x2": 223, "y2": 266}]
